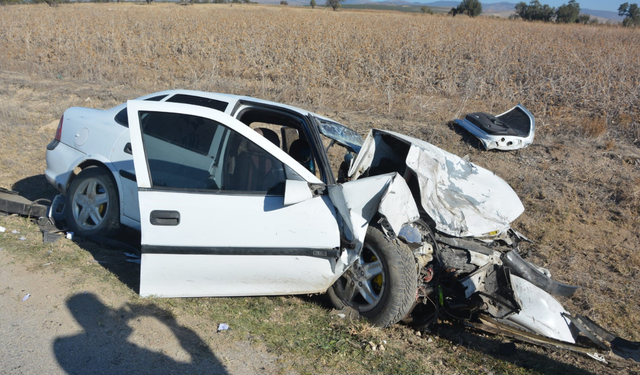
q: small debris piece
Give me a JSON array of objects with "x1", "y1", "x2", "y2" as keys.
[
  {"x1": 42, "y1": 263, "x2": 52, "y2": 266},
  {"x1": 11, "y1": 230, "x2": 19, "y2": 234},
  {"x1": 19, "y1": 236, "x2": 26, "y2": 241},
  {"x1": 22, "y1": 294, "x2": 31, "y2": 302},
  {"x1": 0, "y1": 225, "x2": 5, "y2": 232},
  {"x1": 217, "y1": 323, "x2": 229, "y2": 332},
  {"x1": 66, "y1": 232, "x2": 73, "y2": 240},
  {"x1": 368, "y1": 341, "x2": 377, "y2": 351}
]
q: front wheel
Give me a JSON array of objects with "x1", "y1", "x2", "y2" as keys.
[
  {"x1": 65, "y1": 167, "x2": 120, "y2": 238},
  {"x1": 328, "y1": 224, "x2": 418, "y2": 327}
]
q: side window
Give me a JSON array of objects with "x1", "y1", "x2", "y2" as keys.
[
  {"x1": 166, "y1": 94, "x2": 228, "y2": 112},
  {"x1": 140, "y1": 111, "x2": 285, "y2": 194}
]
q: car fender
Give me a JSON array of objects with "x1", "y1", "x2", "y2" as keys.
[{"x1": 329, "y1": 172, "x2": 420, "y2": 249}]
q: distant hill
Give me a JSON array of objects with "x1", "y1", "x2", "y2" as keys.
[{"x1": 581, "y1": 8, "x2": 623, "y2": 22}]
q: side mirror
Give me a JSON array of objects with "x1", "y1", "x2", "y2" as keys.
[{"x1": 284, "y1": 180, "x2": 313, "y2": 206}]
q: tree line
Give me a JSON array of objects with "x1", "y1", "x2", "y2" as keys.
[{"x1": 513, "y1": 0, "x2": 640, "y2": 26}]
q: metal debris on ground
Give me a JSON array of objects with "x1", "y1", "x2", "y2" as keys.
[
  {"x1": 37, "y1": 217, "x2": 64, "y2": 244},
  {"x1": 0, "y1": 188, "x2": 48, "y2": 218}
]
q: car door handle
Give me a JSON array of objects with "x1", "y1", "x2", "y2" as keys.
[
  {"x1": 124, "y1": 142, "x2": 132, "y2": 155},
  {"x1": 150, "y1": 210, "x2": 180, "y2": 226}
]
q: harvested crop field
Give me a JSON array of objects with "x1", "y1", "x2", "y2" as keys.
[{"x1": 0, "y1": 3, "x2": 639, "y2": 374}]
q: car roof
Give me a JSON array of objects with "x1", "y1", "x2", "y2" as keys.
[{"x1": 137, "y1": 90, "x2": 314, "y2": 118}]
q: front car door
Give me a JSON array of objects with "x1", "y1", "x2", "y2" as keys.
[{"x1": 127, "y1": 101, "x2": 342, "y2": 297}]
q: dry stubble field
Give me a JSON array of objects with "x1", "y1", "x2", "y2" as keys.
[{"x1": 1, "y1": 3, "x2": 640, "y2": 374}]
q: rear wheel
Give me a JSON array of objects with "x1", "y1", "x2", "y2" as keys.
[
  {"x1": 65, "y1": 167, "x2": 120, "y2": 238},
  {"x1": 328, "y1": 224, "x2": 418, "y2": 327}
]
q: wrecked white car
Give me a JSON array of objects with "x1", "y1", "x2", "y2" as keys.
[
  {"x1": 454, "y1": 104, "x2": 535, "y2": 151},
  {"x1": 45, "y1": 92, "x2": 638, "y2": 363}
]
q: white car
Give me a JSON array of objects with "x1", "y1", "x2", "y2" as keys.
[{"x1": 44, "y1": 91, "x2": 639, "y2": 361}]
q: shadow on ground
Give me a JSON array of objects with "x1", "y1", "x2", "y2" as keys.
[
  {"x1": 12, "y1": 174, "x2": 143, "y2": 293},
  {"x1": 12, "y1": 174, "x2": 59, "y2": 203},
  {"x1": 447, "y1": 120, "x2": 486, "y2": 150},
  {"x1": 54, "y1": 292, "x2": 228, "y2": 375},
  {"x1": 431, "y1": 323, "x2": 603, "y2": 375}
]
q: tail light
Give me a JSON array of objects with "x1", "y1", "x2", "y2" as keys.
[{"x1": 55, "y1": 115, "x2": 64, "y2": 141}]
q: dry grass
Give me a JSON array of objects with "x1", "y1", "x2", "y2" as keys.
[
  {"x1": 1, "y1": 3, "x2": 639, "y2": 141},
  {"x1": 0, "y1": 4, "x2": 639, "y2": 373}
]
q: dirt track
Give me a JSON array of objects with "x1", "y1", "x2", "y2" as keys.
[{"x1": 0, "y1": 247, "x2": 287, "y2": 375}]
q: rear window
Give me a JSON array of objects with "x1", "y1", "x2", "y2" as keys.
[{"x1": 114, "y1": 95, "x2": 166, "y2": 127}]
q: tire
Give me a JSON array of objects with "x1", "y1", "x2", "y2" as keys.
[
  {"x1": 328, "y1": 224, "x2": 418, "y2": 327},
  {"x1": 65, "y1": 167, "x2": 121, "y2": 238}
]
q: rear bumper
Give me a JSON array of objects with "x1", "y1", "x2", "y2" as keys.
[{"x1": 45, "y1": 142, "x2": 86, "y2": 194}]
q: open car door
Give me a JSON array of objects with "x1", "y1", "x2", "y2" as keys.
[{"x1": 127, "y1": 100, "x2": 341, "y2": 297}]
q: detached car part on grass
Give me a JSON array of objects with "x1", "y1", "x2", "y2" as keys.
[
  {"x1": 454, "y1": 104, "x2": 535, "y2": 151},
  {"x1": 45, "y1": 92, "x2": 638, "y2": 364}
]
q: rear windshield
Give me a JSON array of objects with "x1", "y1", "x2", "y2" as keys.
[{"x1": 114, "y1": 95, "x2": 166, "y2": 127}]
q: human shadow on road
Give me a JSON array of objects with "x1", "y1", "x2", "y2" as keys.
[{"x1": 54, "y1": 293, "x2": 228, "y2": 375}]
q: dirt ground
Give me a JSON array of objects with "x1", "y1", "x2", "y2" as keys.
[
  {"x1": 0, "y1": 235, "x2": 290, "y2": 374},
  {"x1": 1, "y1": 69, "x2": 639, "y2": 374}
]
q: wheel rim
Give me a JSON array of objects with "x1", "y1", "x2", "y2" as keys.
[
  {"x1": 71, "y1": 177, "x2": 110, "y2": 231},
  {"x1": 338, "y1": 243, "x2": 386, "y2": 312}
]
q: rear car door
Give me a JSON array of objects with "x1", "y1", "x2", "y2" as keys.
[{"x1": 127, "y1": 101, "x2": 341, "y2": 297}]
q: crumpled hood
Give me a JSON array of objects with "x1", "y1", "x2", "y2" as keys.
[{"x1": 349, "y1": 129, "x2": 524, "y2": 237}]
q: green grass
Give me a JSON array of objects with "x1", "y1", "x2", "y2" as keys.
[{"x1": 0, "y1": 211, "x2": 625, "y2": 374}]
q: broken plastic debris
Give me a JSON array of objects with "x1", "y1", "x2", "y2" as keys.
[
  {"x1": 124, "y1": 252, "x2": 140, "y2": 259},
  {"x1": 0, "y1": 225, "x2": 5, "y2": 232},
  {"x1": 42, "y1": 263, "x2": 52, "y2": 266},
  {"x1": 19, "y1": 236, "x2": 26, "y2": 241},
  {"x1": 66, "y1": 232, "x2": 73, "y2": 240},
  {"x1": 217, "y1": 323, "x2": 229, "y2": 332},
  {"x1": 22, "y1": 294, "x2": 31, "y2": 301},
  {"x1": 11, "y1": 230, "x2": 19, "y2": 234}
]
